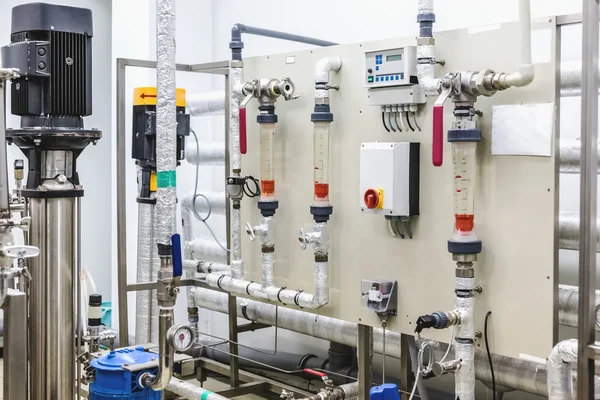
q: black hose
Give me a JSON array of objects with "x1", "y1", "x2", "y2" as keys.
[
  {"x1": 405, "y1": 111, "x2": 414, "y2": 132},
  {"x1": 381, "y1": 111, "x2": 390, "y2": 132},
  {"x1": 484, "y1": 311, "x2": 496, "y2": 400}
]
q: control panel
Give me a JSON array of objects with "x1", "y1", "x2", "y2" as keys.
[
  {"x1": 364, "y1": 47, "x2": 418, "y2": 88},
  {"x1": 359, "y1": 142, "x2": 420, "y2": 217}
]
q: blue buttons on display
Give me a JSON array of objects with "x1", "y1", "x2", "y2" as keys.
[
  {"x1": 395, "y1": 75, "x2": 399, "y2": 80},
  {"x1": 376, "y1": 66, "x2": 379, "y2": 71},
  {"x1": 385, "y1": 76, "x2": 389, "y2": 81},
  {"x1": 375, "y1": 77, "x2": 379, "y2": 82}
]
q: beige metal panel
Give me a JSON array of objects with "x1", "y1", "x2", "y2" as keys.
[{"x1": 238, "y1": 18, "x2": 556, "y2": 358}]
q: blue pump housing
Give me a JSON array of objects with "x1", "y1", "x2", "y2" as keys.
[
  {"x1": 370, "y1": 383, "x2": 401, "y2": 400},
  {"x1": 89, "y1": 346, "x2": 162, "y2": 399}
]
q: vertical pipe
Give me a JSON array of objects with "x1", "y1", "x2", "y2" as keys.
[
  {"x1": 29, "y1": 198, "x2": 46, "y2": 400},
  {"x1": 400, "y1": 334, "x2": 411, "y2": 400},
  {"x1": 358, "y1": 324, "x2": 373, "y2": 399},
  {"x1": 135, "y1": 202, "x2": 156, "y2": 344},
  {"x1": 46, "y1": 197, "x2": 75, "y2": 399},
  {"x1": 3, "y1": 290, "x2": 28, "y2": 400},
  {"x1": 578, "y1": 0, "x2": 599, "y2": 398},
  {"x1": 116, "y1": 58, "x2": 129, "y2": 346},
  {"x1": 75, "y1": 196, "x2": 82, "y2": 398}
]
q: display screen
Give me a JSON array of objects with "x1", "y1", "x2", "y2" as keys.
[{"x1": 386, "y1": 54, "x2": 402, "y2": 62}]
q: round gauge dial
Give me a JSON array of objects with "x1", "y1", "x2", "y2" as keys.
[{"x1": 167, "y1": 324, "x2": 196, "y2": 352}]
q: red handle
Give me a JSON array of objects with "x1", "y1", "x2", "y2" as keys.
[
  {"x1": 303, "y1": 368, "x2": 327, "y2": 378},
  {"x1": 239, "y1": 107, "x2": 247, "y2": 155},
  {"x1": 432, "y1": 105, "x2": 444, "y2": 166}
]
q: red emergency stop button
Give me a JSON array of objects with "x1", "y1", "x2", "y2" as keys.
[{"x1": 364, "y1": 188, "x2": 381, "y2": 209}]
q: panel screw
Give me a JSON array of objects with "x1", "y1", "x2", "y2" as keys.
[{"x1": 66, "y1": 57, "x2": 73, "y2": 66}]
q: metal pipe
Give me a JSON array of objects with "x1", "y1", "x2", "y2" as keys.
[
  {"x1": 193, "y1": 287, "x2": 560, "y2": 396},
  {"x1": 185, "y1": 141, "x2": 225, "y2": 165},
  {"x1": 578, "y1": 0, "x2": 599, "y2": 396},
  {"x1": 230, "y1": 23, "x2": 337, "y2": 61},
  {"x1": 181, "y1": 191, "x2": 226, "y2": 217},
  {"x1": 190, "y1": 237, "x2": 228, "y2": 264},
  {"x1": 559, "y1": 139, "x2": 600, "y2": 174},
  {"x1": 559, "y1": 210, "x2": 600, "y2": 251},
  {"x1": 30, "y1": 194, "x2": 76, "y2": 399},
  {"x1": 547, "y1": 339, "x2": 578, "y2": 400},
  {"x1": 558, "y1": 284, "x2": 600, "y2": 329},
  {"x1": 135, "y1": 200, "x2": 158, "y2": 344},
  {"x1": 416, "y1": 0, "x2": 439, "y2": 96},
  {"x1": 166, "y1": 377, "x2": 230, "y2": 400},
  {"x1": 143, "y1": 308, "x2": 175, "y2": 390},
  {"x1": 186, "y1": 91, "x2": 225, "y2": 116}
]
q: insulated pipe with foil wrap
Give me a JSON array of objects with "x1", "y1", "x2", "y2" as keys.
[
  {"x1": 193, "y1": 287, "x2": 599, "y2": 397},
  {"x1": 559, "y1": 210, "x2": 600, "y2": 251},
  {"x1": 559, "y1": 139, "x2": 600, "y2": 174},
  {"x1": 166, "y1": 377, "x2": 230, "y2": 400},
  {"x1": 185, "y1": 141, "x2": 225, "y2": 165},
  {"x1": 186, "y1": 91, "x2": 225, "y2": 116}
]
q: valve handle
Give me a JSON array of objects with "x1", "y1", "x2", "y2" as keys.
[
  {"x1": 298, "y1": 228, "x2": 307, "y2": 250},
  {"x1": 432, "y1": 105, "x2": 444, "y2": 167},
  {"x1": 171, "y1": 233, "x2": 183, "y2": 278},
  {"x1": 239, "y1": 107, "x2": 247, "y2": 155},
  {"x1": 303, "y1": 368, "x2": 327, "y2": 378},
  {"x1": 245, "y1": 222, "x2": 256, "y2": 241},
  {"x1": 432, "y1": 78, "x2": 453, "y2": 167},
  {"x1": 2, "y1": 245, "x2": 39, "y2": 259}
]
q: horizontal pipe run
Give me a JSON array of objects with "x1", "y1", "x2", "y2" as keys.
[
  {"x1": 558, "y1": 210, "x2": 600, "y2": 251},
  {"x1": 189, "y1": 238, "x2": 228, "y2": 264},
  {"x1": 183, "y1": 259, "x2": 230, "y2": 274},
  {"x1": 233, "y1": 23, "x2": 337, "y2": 48},
  {"x1": 186, "y1": 91, "x2": 225, "y2": 116},
  {"x1": 193, "y1": 287, "x2": 549, "y2": 396},
  {"x1": 559, "y1": 139, "x2": 600, "y2": 174},
  {"x1": 166, "y1": 377, "x2": 230, "y2": 400},
  {"x1": 181, "y1": 191, "x2": 226, "y2": 216},
  {"x1": 185, "y1": 141, "x2": 225, "y2": 165}
]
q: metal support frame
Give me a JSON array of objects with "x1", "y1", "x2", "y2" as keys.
[
  {"x1": 3, "y1": 289, "x2": 27, "y2": 400},
  {"x1": 577, "y1": 1, "x2": 600, "y2": 398},
  {"x1": 358, "y1": 324, "x2": 373, "y2": 399},
  {"x1": 116, "y1": 58, "x2": 228, "y2": 346},
  {"x1": 400, "y1": 334, "x2": 411, "y2": 400},
  {"x1": 195, "y1": 357, "x2": 314, "y2": 398}
]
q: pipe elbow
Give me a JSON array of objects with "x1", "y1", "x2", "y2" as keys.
[
  {"x1": 315, "y1": 56, "x2": 342, "y2": 98},
  {"x1": 505, "y1": 64, "x2": 535, "y2": 88}
]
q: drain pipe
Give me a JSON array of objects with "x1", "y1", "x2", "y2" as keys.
[{"x1": 141, "y1": 0, "x2": 178, "y2": 391}]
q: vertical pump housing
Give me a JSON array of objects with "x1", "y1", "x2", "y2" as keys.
[{"x1": 2, "y1": 2, "x2": 93, "y2": 129}]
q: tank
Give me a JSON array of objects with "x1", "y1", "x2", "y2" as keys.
[{"x1": 90, "y1": 346, "x2": 162, "y2": 399}]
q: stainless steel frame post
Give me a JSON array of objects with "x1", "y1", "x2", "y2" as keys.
[
  {"x1": 578, "y1": 1, "x2": 600, "y2": 398},
  {"x1": 358, "y1": 324, "x2": 373, "y2": 399},
  {"x1": 3, "y1": 289, "x2": 27, "y2": 400}
]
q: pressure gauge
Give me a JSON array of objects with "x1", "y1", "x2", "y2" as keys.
[{"x1": 167, "y1": 324, "x2": 196, "y2": 352}]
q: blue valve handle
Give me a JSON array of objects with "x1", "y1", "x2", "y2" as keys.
[{"x1": 171, "y1": 233, "x2": 183, "y2": 278}]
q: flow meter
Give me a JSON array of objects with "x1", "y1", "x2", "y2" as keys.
[{"x1": 167, "y1": 324, "x2": 196, "y2": 352}]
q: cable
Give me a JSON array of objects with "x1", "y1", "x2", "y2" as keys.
[
  {"x1": 485, "y1": 311, "x2": 496, "y2": 400},
  {"x1": 405, "y1": 110, "x2": 415, "y2": 132},
  {"x1": 408, "y1": 369, "x2": 420, "y2": 400},
  {"x1": 381, "y1": 111, "x2": 390, "y2": 132},
  {"x1": 243, "y1": 175, "x2": 260, "y2": 198},
  {"x1": 190, "y1": 129, "x2": 229, "y2": 252},
  {"x1": 388, "y1": 110, "x2": 396, "y2": 132},
  {"x1": 412, "y1": 112, "x2": 422, "y2": 132},
  {"x1": 394, "y1": 112, "x2": 403, "y2": 132},
  {"x1": 439, "y1": 325, "x2": 455, "y2": 363}
]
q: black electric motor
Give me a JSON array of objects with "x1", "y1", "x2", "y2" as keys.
[
  {"x1": 1, "y1": 3, "x2": 101, "y2": 194},
  {"x1": 2, "y1": 2, "x2": 93, "y2": 129}
]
